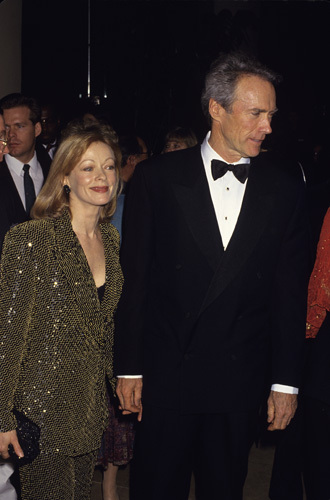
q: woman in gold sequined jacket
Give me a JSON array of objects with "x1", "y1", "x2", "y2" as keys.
[{"x1": 0, "y1": 119, "x2": 123, "y2": 499}]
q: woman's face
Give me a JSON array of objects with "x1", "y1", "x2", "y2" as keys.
[
  {"x1": 64, "y1": 141, "x2": 116, "y2": 212},
  {"x1": 162, "y1": 139, "x2": 188, "y2": 154}
]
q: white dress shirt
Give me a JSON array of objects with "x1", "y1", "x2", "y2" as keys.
[
  {"x1": 201, "y1": 131, "x2": 250, "y2": 250},
  {"x1": 42, "y1": 141, "x2": 57, "y2": 160},
  {"x1": 5, "y1": 152, "x2": 44, "y2": 210}
]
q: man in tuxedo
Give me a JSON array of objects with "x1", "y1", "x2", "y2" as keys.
[
  {"x1": 0, "y1": 93, "x2": 51, "y2": 250},
  {"x1": 115, "y1": 52, "x2": 309, "y2": 500},
  {"x1": 37, "y1": 102, "x2": 61, "y2": 160}
]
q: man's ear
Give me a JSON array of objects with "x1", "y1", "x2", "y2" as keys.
[
  {"x1": 34, "y1": 121, "x2": 42, "y2": 138},
  {"x1": 209, "y1": 98, "x2": 225, "y2": 123}
]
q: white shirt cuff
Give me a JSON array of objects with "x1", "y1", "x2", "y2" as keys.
[
  {"x1": 117, "y1": 375, "x2": 143, "y2": 378},
  {"x1": 271, "y1": 384, "x2": 298, "y2": 394}
]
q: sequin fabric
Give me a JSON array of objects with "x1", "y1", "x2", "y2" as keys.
[
  {"x1": 19, "y1": 449, "x2": 98, "y2": 500},
  {"x1": 306, "y1": 207, "x2": 330, "y2": 338},
  {"x1": 0, "y1": 210, "x2": 123, "y2": 458}
]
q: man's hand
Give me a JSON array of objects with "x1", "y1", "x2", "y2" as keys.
[
  {"x1": 0, "y1": 430, "x2": 23, "y2": 460},
  {"x1": 116, "y1": 378, "x2": 143, "y2": 422},
  {"x1": 267, "y1": 390, "x2": 298, "y2": 431}
]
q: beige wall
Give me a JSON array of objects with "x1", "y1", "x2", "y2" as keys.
[{"x1": 0, "y1": 0, "x2": 22, "y2": 99}]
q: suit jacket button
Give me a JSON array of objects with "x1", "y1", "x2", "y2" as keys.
[
  {"x1": 231, "y1": 354, "x2": 237, "y2": 361},
  {"x1": 184, "y1": 354, "x2": 190, "y2": 361},
  {"x1": 175, "y1": 264, "x2": 182, "y2": 270},
  {"x1": 185, "y1": 312, "x2": 191, "y2": 319}
]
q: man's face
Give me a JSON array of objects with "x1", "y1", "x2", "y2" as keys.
[
  {"x1": 0, "y1": 114, "x2": 9, "y2": 161},
  {"x1": 210, "y1": 75, "x2": 277, "y2": 163},
  {"x1": 40, "y1": 106, "x2": 59, "y2": 145},
  {"x1": 4, "y1": 106, "x2": 41, "y2": 164}
]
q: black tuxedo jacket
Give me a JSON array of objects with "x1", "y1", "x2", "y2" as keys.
[
  {"x1": 115, "y1": 145, "x2": 310, "y2": 414},
  {"x1": 0, "y1": 145, "x2": 51, "y2": 251}
]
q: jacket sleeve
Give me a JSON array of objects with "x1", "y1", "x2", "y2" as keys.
[
  {"x1": 271, "y1": 179, "x2": 310, "y2": 388},
  {"x1": 0, "y1": 224, "x2": 36, "y2": 432},
  {"x1": 114, "y1": 163, "x2": 154, "y2": 376}
]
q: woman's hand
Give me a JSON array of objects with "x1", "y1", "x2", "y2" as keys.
[{"x1": 0, "y1": 430, "x2": 24, "y2": 460}]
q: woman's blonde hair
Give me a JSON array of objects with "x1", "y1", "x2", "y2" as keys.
[{"x1": 32, "y1": 119, "x2": 122, "y2": 222}]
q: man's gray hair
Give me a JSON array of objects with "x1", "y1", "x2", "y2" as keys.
[{"x1": 201, "y1": 51, "x2": 282, "y2": 122}]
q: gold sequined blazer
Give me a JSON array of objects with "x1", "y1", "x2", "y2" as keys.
[{"x1": 0, "y1": 210, "x2": 123, "y2": 456}]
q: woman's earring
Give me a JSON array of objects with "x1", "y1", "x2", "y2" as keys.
[{"x1": 63, "y1": 184, "x2": 71, "y2": 195}]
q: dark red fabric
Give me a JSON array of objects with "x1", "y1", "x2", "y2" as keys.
[{"x1": 306, "y1": 207, "x2": 330, "y2": 338}]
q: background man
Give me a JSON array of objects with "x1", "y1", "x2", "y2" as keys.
[
  {"x1": 115, "y1": 52, "x2": 309, "y2": 500},
  {"x1": 37, "y1": 102, "x2": 61, "y2": 159},
  {"x1": 111, "y1": 134, "x2": 148, "y2": 239},
  {"x1": 0, "y1": 93, "x2": 51, "y2": 250}
]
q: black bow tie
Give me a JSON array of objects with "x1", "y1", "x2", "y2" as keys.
[{"x1": 211, "y1": 159, "x2": 250, "y2": 184}]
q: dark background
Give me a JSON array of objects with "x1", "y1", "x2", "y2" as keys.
[{"x1": 21, "y1": 0, "x2": 330, "y2": 154}]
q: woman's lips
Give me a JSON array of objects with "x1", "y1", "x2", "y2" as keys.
[{"x1": 90, "y1": 186, "x2": 109, "y2": 193}]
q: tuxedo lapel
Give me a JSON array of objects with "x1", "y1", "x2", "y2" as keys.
[
  {"x1": 172, "y1": 150, "x2": 223, "y2": 272},
  {"x1": 199, "y1": 157, "x2": 277, "y2": 315},
  {"x1": 0, "y1": 160, "x2": 27, "y2": 220}
]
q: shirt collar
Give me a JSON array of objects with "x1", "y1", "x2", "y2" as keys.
[
  {"x1": 5, "y1": 151, "x2": 38, "y2": 177},
  {"x1": 42, "y1": 140, "x2": 57, "y2": 148},
  {"x1": 201, "y1": 131, "x2": 250, "y2": 168}
]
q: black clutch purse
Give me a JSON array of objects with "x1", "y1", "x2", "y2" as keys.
[{"x1": 8, "y1": 409, "x2": 40, "y2": 466}]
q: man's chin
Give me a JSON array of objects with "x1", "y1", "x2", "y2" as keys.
[
  {"x1": 8, "y1": 148, "x2": 19, "y2": 157},
  {"x1": 247, "y1": 145, "x2": 263, "y2": 157}
]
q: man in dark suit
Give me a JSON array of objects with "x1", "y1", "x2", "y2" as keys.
[
  {"x1": 37, "y1": 102, "x2": 61, "y2": 160},
  {"x1": 0, "y1": 93, "x2": 51, "y2": 250},
  {"x1": 111, "y1": 134, "x2": 149, "y2": 239},
  {"x1": 115, "y1": 52, "x2": 310, "y2": 500}
]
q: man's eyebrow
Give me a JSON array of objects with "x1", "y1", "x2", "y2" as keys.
[
  {"x1": 5, "y1": 120, "x2": 27, "y2": 126},
  {"x1": 250, "y1": 107, "x2": 278, "y2": 113}
]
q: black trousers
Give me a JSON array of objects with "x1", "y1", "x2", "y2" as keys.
[
  {"x1": 270, "y1": 395, "x2": 330, "y2": 500},
  {"x1": 129, "y1": 404, "x2": 259, "y2": 500},
  {"x1": 269, "y1": 404, "x2": 304, "y2": 500},
  {"x1": 303, "y1": 396, "x2": 330, "y2": 500}
]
